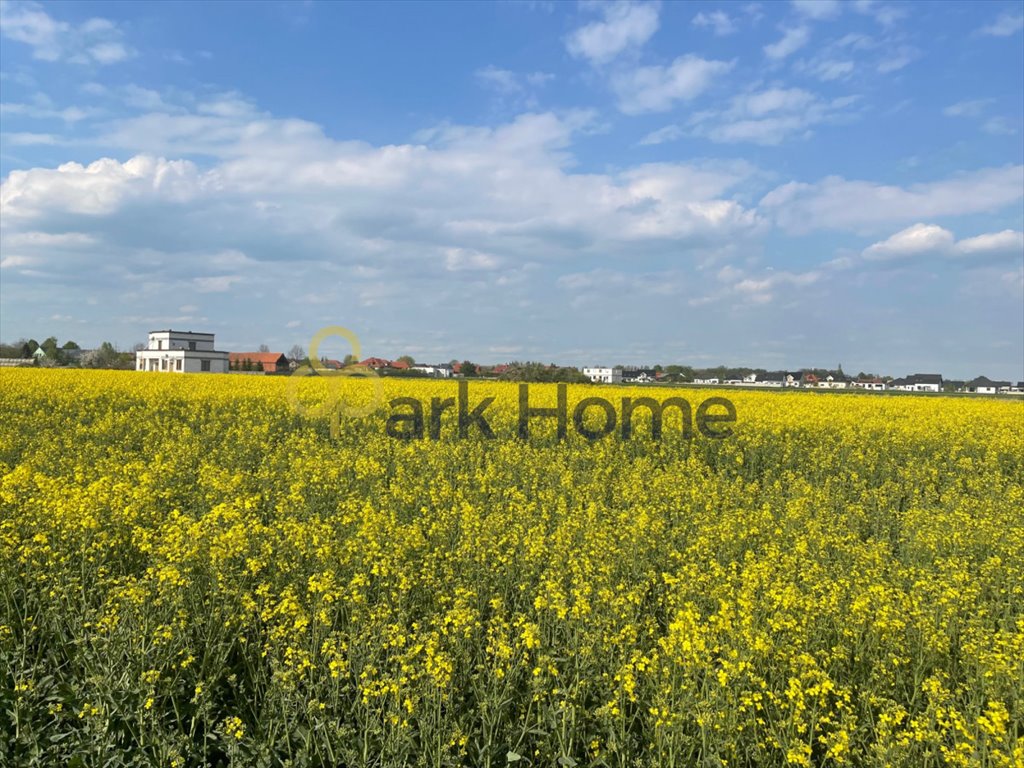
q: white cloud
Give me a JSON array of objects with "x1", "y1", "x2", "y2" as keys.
[
  {"x1": 444, "y1": 248, "x2": 501, "y2": 271},
  {"x1": 852, "y1": 1, "x2": 906, "y2": 26},
  {"x1": 806, "y1": 59, "x2": 854, "y2": 80},
  {"x1": 863, "y1": 223, "x2": 1024, "y2": 261},
  {"x1": 691, "y1": 10, "x2": 736, "y2": 36},
  {"x1": 1, "y1": 131, "x2": 58, "y2": 145},
  {"x1": 791, "y1": 0, "x2": 841, "y2": 21},
  {"x1": 689, "y1": 88, "x2": 858, "y2": 145},
  {"x1": 638, "y1": 124, "x2": 684, "y2": 145},
  {"x1": 863, "y1": 223, "x2": 955, "y2": 259},
  {"x1": 956, "y1": 230, "x2": 1024, "y2": 256},
  {"x1": 942, "y1": 99, "x2": 1016, "y2": 135},
  {"x1": 762, "y1": 165, "x2": 1024, "y2": 232},
  {"x1": 764, "y1": 26, "x2": 810, "y2": 60},
  {"x1": 983, "y1": 117, "x2": 1017, "y2": 136},
  {"x1": 611, "y1": 54, "x2": 733, "y2": 114},
  {"x1": 0, "y1": 0, "x2": 133, "y2": 64},
  {"x1": 977, "y1": 12, "x2": 1024, "y2": 37},
  {"x1": 944, "y1": 98, "x2": 994, "y2": 118},
  {"x1": 475, "y1": 66, "x2": 553, "y2": 95},
  {"x1": 0, "y1": 108, "x2": 765, "y2": 310},
  {"x1": 194, "y1": 275, "x2": 243, "y2": 293},
  {"x1": 566, "y1": 1, "x2": 660, "y2": 65},
  {"x1": 876, "y1": 45, "x2": 918, "y2": 73}
]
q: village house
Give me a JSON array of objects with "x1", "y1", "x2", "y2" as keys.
[
  {"x1": 136, "y1": 330, "x2": 229, "y2": 373},
  {"x1": 583, "y1": 366, "x2": 623, "y2": 384},
  {"x1": 229, "y1": 352, "x2": 289, "y2": 373},
  {"x1": 621, "y1": 367, "x2": 657, "y2": 383},
  {"x1": 963, "y1": 376, "x2": 1010, "y2": 394},
  {"x1": 817, "y1": 372, "x2": 850, "y2": 389},
  {"x1": 411, "y1": 363, "x2": 453, "y2": 378},
  {"x1": 889, "y1": 373, "x2": 943, "y2": 393},
  {"x1": 851, "y1": 377, "x2": 887, "y2": 391}
]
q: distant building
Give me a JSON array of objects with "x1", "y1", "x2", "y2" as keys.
[
  {"x1": 583, "y1": 366, "x2": 622, "y2": 384},
  {"x1": 964, "y1": 376, "x2": 1010, "y2": 395},
  {"x1": 360, "y1": 357, "x2": 391, "y2": 369},
  {"x1": 818, "y1": 371, "x2": 849, "y2": 389},
  {"x1": 411, "y1": 363, "x2": 453, "y2": 378},
  {"x1": 621, "y1": 367, "x2": 656, "y2": 383},
  {"x1": 136, "y1": 330, "x2": 229, "y2": 373},
  {"x1": 851, "y1": 377, "x2": 887, "y2": 391},
  {"x1": 890, "y1": 373, "x2": 942, "y2": 393},
  {"x1": 229, "y1": 352, "x2": 288, "y2": 373}
]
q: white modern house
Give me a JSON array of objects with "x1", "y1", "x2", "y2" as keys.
[
  {"x1": 583, "y1": 366, "x2": 623, "y2": 384},
  {"x1": 136, "y1": 330, "x2": 230, "y2": 373},
  {"x1": 964, "y1": 376, "x2": 1007, "y2": 395},
  {"x1": 889, "y1": 373, "x2": 942, "y2": 393},
  {"x1": 411, "y1": 363, "x2": 453, "y2": 378}
]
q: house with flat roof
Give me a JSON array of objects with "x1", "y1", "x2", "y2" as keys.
[{"x1": 136, "y1": 330, "x2": 229, "y2": 373}]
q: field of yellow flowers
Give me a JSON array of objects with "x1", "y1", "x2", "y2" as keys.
[{"x1": 1, "y1": 368, "x2": 1022, "y2": 767}]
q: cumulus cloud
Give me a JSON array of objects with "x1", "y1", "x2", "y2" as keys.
[
  {"x1": 862, "y1": 223, "x2": 955, "y2": 259},
  {"x1": 761, "y1": 165, "x2": 1024, "y2": 232},
  {"x1": 565, "y1": 1, "x2": 660, "y2": 65},
  {"x1": 0, "y1": 1, "x2": 133, "y2": 64},
  {"x1": 611, "y1": 54, "x2": 733, "y2": 114},
  {"x1": 0, "y1": 106, "x2": 766, "y2": 316},
  {"x1": 863, "y1": 223, "x2": 1024, "y2": 260}
]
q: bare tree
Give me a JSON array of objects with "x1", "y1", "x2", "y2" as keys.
[{"x1": 258, "y1": 344, "x2": 270, "y2": 353}]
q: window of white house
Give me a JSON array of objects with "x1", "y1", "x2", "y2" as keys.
[{"x1": 201, "y1": 360, "x2": 210, "y2": 372}]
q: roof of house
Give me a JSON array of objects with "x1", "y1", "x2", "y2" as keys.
[
  {"x1": 968, "y1": 376, "x2": 1011, "y2": 387},
  {"x1": 907, "y1": 373, "x2": 942, "y2": 385},
  {"x1": 228, "y1": 352, "x2": 287, "y2": 364},
  {"x1": 390, "y1": 360, "x2": 410, "y2": 369},
  {"x1": 150, "y1": 329, "x2": 215, "y2": 337},
  {"x1": 360, "y1": 357, "x2": 391, "y2": 367}
]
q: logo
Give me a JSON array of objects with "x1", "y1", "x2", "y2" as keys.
[{"x1": 286, "y1": 326, "x2": 385, "y2": 438}]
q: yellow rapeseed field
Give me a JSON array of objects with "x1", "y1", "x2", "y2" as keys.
[{"x1": 1, "y1": 368, "x2": 1022, "y2": 767}]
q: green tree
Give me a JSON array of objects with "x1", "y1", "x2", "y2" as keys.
[{"x1": 460, "y1": 361, "x2": 477, "y2": 376}]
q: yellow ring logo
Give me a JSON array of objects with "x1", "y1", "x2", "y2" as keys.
[{"x1": 286, "y1": 326, "x2": 384, "y2": 437}]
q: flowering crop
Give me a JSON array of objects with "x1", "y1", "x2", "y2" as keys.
[{"x1": 1, "y1": 369, "x2": 1022, "y2": 767}]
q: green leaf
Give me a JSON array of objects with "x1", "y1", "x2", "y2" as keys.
[
  {"x1": 506, "y1": 751, "x2": 522, "y2": 763},
  {"x1": 558, "y1": 758, "x2": 577, "y2": 767}
]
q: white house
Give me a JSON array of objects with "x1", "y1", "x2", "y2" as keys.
[
  {"x1": 136, "y1": 330, "x2": 229, "y2": 373},
  {"x1": 411, "y1": 363, "x2": 453, "y2": 378},
  {"x1": 851, "y1": 378, "x2": 887, "y2": 391},
  {"x1": 583, "y1": 366, "x2": 623, "y2": 384},
  {"x1": 965, "y1": 376, "x2": 1008, "y2": 395},
  {"x1": 890, "y1": 373, "x2": 942, "y2": 393},
  {"x1": 693, "y1": 377, "x2": 719, "y2": 385}
]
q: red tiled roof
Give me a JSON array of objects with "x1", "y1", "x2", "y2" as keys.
[{"x1": 229, "y1": 352, "x2": 286, "y2": 364}]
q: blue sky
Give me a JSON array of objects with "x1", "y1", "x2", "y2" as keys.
[{"x1": 1, "y1": 0, "x2": 1022, "y2": 379}]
